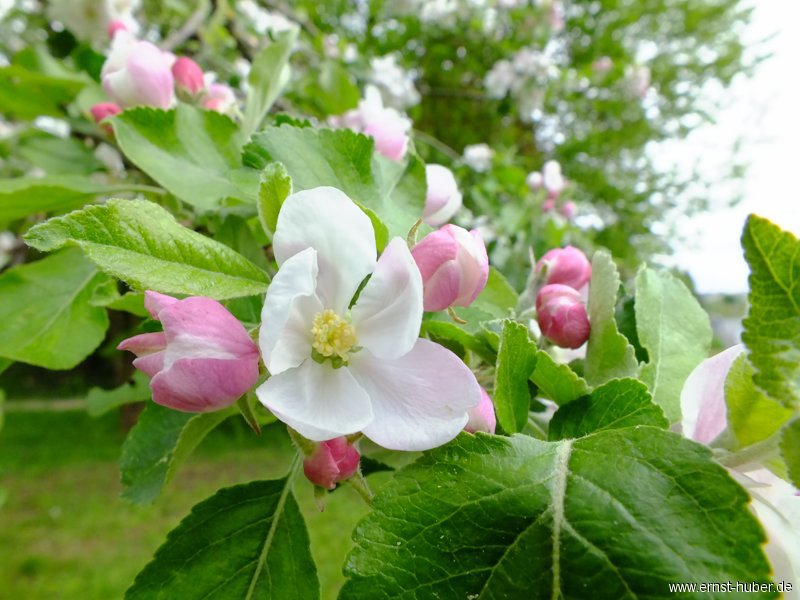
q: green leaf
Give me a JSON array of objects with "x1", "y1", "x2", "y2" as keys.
[
  {"x1": 120, "y1": 402, "x2": 235, "y2": 504},
  {"x1": 549, "y1": 378, "x2": 668, "y2": 440},
  {"x1": 126, "y1": 475, "x2": 319, "y2": 600},
  {"x1": 531, "y1": 350, "x2": 590, "y2": 406},
  {"x1": 24, "y1": 199, "x2": 269, "y2": 300},
  {"x1": 494, "y1": 320, "x2": 538, "y2": 434},
  {"x1": 111, "y1": 105, "x2": 258, "y2": 211},
  {"x1": 741, "y1": 215, "x2": 800, "y2": 408},
  {"x1": 257, "y1": 162, "x2": 292, "y2": 234},
  {"x1": 0, "y1": 249, "x2": 110, "y2": 369},
  {"x1": 421, "y1": 319, "x2": 496, "y2": 363},
  {"x1": 301, "y1": 60, "x2": 360, "y2": 115},
  {"x1": 105, "y1": 292, "x2": 149, "y2": 317},
  {"x1": 0, "y1": 62, "x2": 86, "y2": 120},
  {"x1": 779, "y1": 418, "x2": 800, "y2": 488},
  {"x1": 584, "y1": 250, "x2": 639, "y2": 386},
  {"x1": 341, "y1": 430, "x2": 774, "y2": 599},
  {"x1": 635, "y1": 267, "x2": 712, "y2": 422},
  {"x1": 18, "y1": 134, "x2": 103, "y2": 175},
  {"x1": 725, "y1": 354, "x2": 793, "y2": 448},
  {"x1": 471, "y1": 267, "x2": 518, "y2": 319},
  {"x1": 244, "y1": 126, "x2": 423, "y2": 240},
  {"x1": 86, "y1": 371, "x2": 150, "y2": 417},
  {"x1": 0, "y1": 176, "x2": 156, "y2": 221},
  {"x1": 242, "y1": 27, "x2": 299, "y2": 137}
]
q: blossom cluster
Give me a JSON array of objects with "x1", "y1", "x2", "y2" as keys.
[
  {"x1": 89, "y1": 22, "x2": 237, "y2": 132},
  {"x1": 119, "y1": 185, "x2": 497, "y2": 490}
]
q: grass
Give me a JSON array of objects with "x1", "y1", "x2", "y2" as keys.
[{"x1": 0, "y1": 408, "x2": 383, "y2": 599}]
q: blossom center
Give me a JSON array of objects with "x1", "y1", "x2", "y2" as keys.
[{"x1": 311, "y1": 309, "x2": 358, "y2": 361}]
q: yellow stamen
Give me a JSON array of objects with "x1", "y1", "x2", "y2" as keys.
[{"x1": 311, "y1": 309, "x2": 358, "y2": 361}]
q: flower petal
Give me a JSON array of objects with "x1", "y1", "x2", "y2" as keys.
[
  {"x1": 158, "y1": 297, "x2": 259, "y2": 370},
  {"x1": 350, "y1": 339, "x2": 480, "y2": 451},
  {"x1": 150, "y1": 357, "x2": 259, "y2": 412},
  {"x1": 680, "y1": 344, "x2": 744, "y2": 443},
  {"x1": 351, "y1": 238, "x2": 423, "y2": 359},
  {"x1": 272, "y1": 187, "x2": 377, "y2": 313},
  {"x1": 117, "y1": 332, "x2": 167, "y2": 356},
  {"x1": 144, "y1": 291, "x2": 178, "y2": 319},
  {"x1": 256, "y1": 361, "x2": 373, "y2": 441},
  {"x1": 259, "y1": 248, "x2": 320, "y2": 374}
]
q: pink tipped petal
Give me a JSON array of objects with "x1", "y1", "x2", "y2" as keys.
[
  {"x1": 150, "y1": 356, "x2": 258, "y2": 412},
  {"x1": 273, "y1": 187, "x2": 377, "y2": 313},
  {"x1": 126, "y1": 44, "x2": 175, "y2": 108},
  {"x1": 465, "y1": 388, "x2": 496, "y2": 434},
  {"x1": 423, "y1": 164, "x2": 462, "y2": 226},
  {"x1": 144, "y1": 291, "x2": 179, "y2": 319},
  {"x1": 680, "y1": 344, "x2": 744, "y2": 443},
  {"x1": 259, "y1": 248, "x2": 320, "y2": 374},
  {"x1": 351, "y1": 238, "x2": 423, "y2": 359},
  {"x1": 117, "y1": 332, "x2": 167, "y2": 356},
  {"x1": 132, "y1": 351, "x2": 166, "y2": 378},
  {"x1": 256, "y1": 361, "x2": 374, "y2": 442},
  {"x1": 421, "y1": 260, "x2": 461, "y2": 312},
  {"x1": 411, "y1": 229, "x2": 459, "y2": 281},
  {"x1": 452, "y1": 227, "x2": 489, "y2": 306},
  {"x1": 158, "y1": 297, "x2": 259, "y2": 368},
  {"x1": 351, "y1": 339, "x2": 481, "y2": 451}
]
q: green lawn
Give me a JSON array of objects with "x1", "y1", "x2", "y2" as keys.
[{"x1": 0, "y1": 408, "x2": 381, "y2": 599}]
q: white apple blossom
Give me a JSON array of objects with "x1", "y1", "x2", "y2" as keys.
[
  {"x1": 680, "y1": 345, "x2": 800, "y2": 590},
  {"x1": 256, "y1": 187, "x2": 481, "y2": 451},
  {"x1": 463, "y1": 143, "x2": 494, "y2": 172},
  {"x1": 369, "y1": 54, "x2": 421, "y2": 109},
  {"x1": 542, "y1": 159, "x2": 565, "y2": 194},
  {"x1": 48, "y1": 0, "x2": 140, "y2": 47}
]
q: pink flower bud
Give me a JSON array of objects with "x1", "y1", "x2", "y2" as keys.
[
  {"x1": 535, "y1": 246, "x2": 592, "y2": 290},
  {"x1": 107, "y1": 20, "x2": 129, "y2": 39},
  {"x1": 464, "y1": 388, "x2": 496, "y2": 434},
  {"x1": 89, "y1": 102, "x2": 121, "y2": 134},
  {"x1": 412, "y1": 224, "x2": 489, "y2": 312},
  {"x1": 542, "y1": 198, "x2": 555, "y2": 212},
  {"x1": 536, "y1": 284, "x2": 590, "y2": 349},
  {"x1": 560, "y1": 201, "x2": 577, "y2": 220},
  {"x1": 364, "y1": 117, "x2": 409, "y2": 162},
  {"x1": 117, "y1": 291, "x2": 260, "y2": 413},
  {"x1": 102, "y1": 36, "x2": 175, "y2": 109},
  {"x1": 423, "y1": 164, "x2": 462, "y2": 226},
  {"x1": 203, "y1": 83, "x2": 237, "y2": 113},
  {"x1": 171, "y1": 57, "x2": 205, "y2": 95},
  {"x1": 303, "y1": 437, "x2": 360, "y2": 490}
]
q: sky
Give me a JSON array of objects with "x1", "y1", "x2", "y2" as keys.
[{"x1": 664, "y1": 0, "x2": 800, "y2": 294}]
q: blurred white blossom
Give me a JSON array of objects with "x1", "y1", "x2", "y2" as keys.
[
  {"x1": 463, "y1": 144, "x2": 494, "y2": 172},
  {"x1": 48, "y1": 0, "x2": 140, "y2": 47},
  {"x1": 237, "y1": 1, "x2": 296, "y2": 36},
  {"x1": 369, "y1": 54, "x2": 421, "y2": 109}
]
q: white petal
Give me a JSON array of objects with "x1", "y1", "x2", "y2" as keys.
[
  {"x1": 679, "y1": 344, "x2": 743, "y2": 443},
  {"x1": 351, "y1": 237, "x2": 423, "y2": 359},
  {"x1": 736, "y1": 469, "x2": 800, "y2": 589},
  {"x1": 259, "y1": 248, "x2": 320, "y2": 374},
  {"x1": 350, "y1": 339, "x2": 480, "y2": 451},
  {"x1": 256, "y1": 361, "x2": 374, "y2": 441},
  {"x1": 273, "y1": 187, "x2": 377, "y2": 313}
]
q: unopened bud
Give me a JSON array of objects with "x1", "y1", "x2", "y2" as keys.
[
  {"x1": 423, "y1": 164, "x2": 462, "y2": 226},
  {"x1": 412, "y1": 224, "x2": 489, "y2": 312},
  {"x1": 536, "y1": 284, "x2": 590, "y2": 349},
  {"x1": 464, "y1": 388, "x2": 496, "y2": 434},
  {"x1": 172, "y1": 57, "x2": 205, "y2": 96},
  {"x1": 90, "y1": 102, "x2": 121, "y2": 135},
  {"x1": 107, "y1": 20, "x2": 128, "y2": 39},
  {"x1": 560, "y1": 201, "x2": 577, "y2": 220},
  {"x1": 303, "y1": 437, "x2": 361, "y2": 490},
  {"x1": 535, "y1": 246, "x2": 591, "y2": 290}
]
